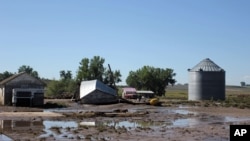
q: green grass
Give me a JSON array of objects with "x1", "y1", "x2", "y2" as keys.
[
  {"x1": 224, "y1": 87, "x2": 250, "y2": 108},
  {"x1": 224, "y1": 94, "x2": 250, "y2": 108},
  {"x1": 161, "y1": 86, "x2": 250, "y2": 109},
  {"x1": 165, "y1": 89, "x2": 188, "y2": 100}
]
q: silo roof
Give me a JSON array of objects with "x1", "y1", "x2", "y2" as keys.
[{"x1": 189, "y1": 58, "x2": 224, "y2": 72}]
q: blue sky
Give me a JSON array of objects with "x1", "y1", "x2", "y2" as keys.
[{"x1": 0, "y1": 0, "x2": 250, "y2": 85}]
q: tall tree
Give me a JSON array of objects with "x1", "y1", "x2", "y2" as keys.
[
  {"x1": 0, "y1": 71, "x2": 14, "y2": 81},
  {"x1": 60, "y1": 70, "x2": 72, "y2": 80},
  {"x1": 46, "y1": 70, "x2": 76, "y2": 98},
  {"x1": 76, "y1": 58, "x2": 90, "y2": 82},
  {"x1": 126, "y1": 66, "x2": 176, "y2": 96},
  {"x1": 18, "y1": 65, "x2": 39, "y2": 78},
  {"x1": 103, "y1": 69, "x2": 122, "y2": 88},
  {"x1": 76, "y1": 56, "x2": 122, "y2": 87},
  {"x1": 89, "y1": 56, "x2": 105, "y2": 81}
]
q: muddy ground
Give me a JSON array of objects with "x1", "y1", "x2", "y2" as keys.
[{"x1": 1, "y1": 99, "x2": 250, "y2": 141}]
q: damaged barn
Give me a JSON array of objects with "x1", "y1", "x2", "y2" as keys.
[{"x1": 0, "y1": 72, "x2": 46, "y2": 107}]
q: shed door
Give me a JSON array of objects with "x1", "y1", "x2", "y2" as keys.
[{"x1": 15, "y1": 91, "x2": 32, "y2": 107}]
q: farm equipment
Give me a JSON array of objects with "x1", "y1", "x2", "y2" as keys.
[{"x1": 149, "y1": 98, "x2": 160, "y2": 106}]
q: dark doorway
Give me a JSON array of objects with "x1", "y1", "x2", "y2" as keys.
[
  {"x1": 15, "y1": 98, "x2": 31, "y2": 107},
  {"x1": 15, "y1": 91, "x2": 32, "y2": 107}
]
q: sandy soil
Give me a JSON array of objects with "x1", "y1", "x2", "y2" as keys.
[{"x1": 1, "y1": 99, "x2": 250, "y2": 141}]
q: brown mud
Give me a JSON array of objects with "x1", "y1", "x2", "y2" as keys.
[{"x1": 1, "y1": 99, "x2": 250, "y2": 141}]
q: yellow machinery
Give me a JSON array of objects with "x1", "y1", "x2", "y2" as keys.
[{"x1": 149, "y1": 98, "x2": 159, "y2": 106}]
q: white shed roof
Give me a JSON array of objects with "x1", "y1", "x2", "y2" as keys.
[
  {"x1": 80, "y1": 80, "x2": 116, "y2": 99},
  {"x1": 136, "y1": 90, "x2": 154, "y2": 94}
]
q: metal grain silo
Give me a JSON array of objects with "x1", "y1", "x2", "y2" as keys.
[{"x1": 188, "y1": 58, "x2": 225, "y2": 100}]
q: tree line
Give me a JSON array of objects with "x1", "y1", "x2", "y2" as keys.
[
  {"x1": 0, "y1": 56, "x2": 176, "y2": 98},
  {"x1": 126, "y1": 66, "x2": 176, "y2": 95},
  {"x1": 0, "y1": 65, "x2": 39, "y2": 81}
]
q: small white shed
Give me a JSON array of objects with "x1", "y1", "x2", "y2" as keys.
[{"x1": 80, "y1": 80, "x2": 118, "y2": 104}]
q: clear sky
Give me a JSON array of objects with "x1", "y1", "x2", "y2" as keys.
[{"x1": 0, "y1": 0, "x2": 250, "y2": 86}]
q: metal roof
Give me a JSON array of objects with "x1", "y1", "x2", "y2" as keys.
[
  {"x1": 189, "y1": 58, "x2": 224, "y2": 72},
  {"x1": 80, "y1": 80, "x2": 116, "y2": 99},
  {"x1": 122, "y1": 87, "x2": 136, "y2": 92},
  {"x1": 136, "y1": 90, "x2": 154, "y2": 94},
  {"x1": 0, "y1": 72, "x2": 46, "y2": 86}
]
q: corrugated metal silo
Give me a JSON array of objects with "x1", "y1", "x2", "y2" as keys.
[{"x1": 188, "y1": 58, "x2": 225, "y2": 100}]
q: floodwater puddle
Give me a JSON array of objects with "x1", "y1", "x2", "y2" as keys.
[
  {"x1": 1, "y1": 108, "x2": 250, "y2": 140},
  {"x1": 172, "y1": 115, "x2": 250, "y2": 128},
  {"x1": 39, "y1": 121, "x2": 80, "y2": 139},
  {"x1": 103, "y1": 120, "x2": 171, "y2": 130},
  {"x1": 0, "y1": 120, "x2": 80, "y2": 140},
  {"x1": 0, "y1": 120, "x2": 44, "y2": 131},
  {"x1": 129, "y1": 107, "x2": 166, "y2": 113},
  {"x1": 0, "y1": 134, "x2": 12, "y2": 141},
  {"x1": 43, "y1": 121, "x2": 78, "y2": 129},
  {"x1": 171, "y1": 109, "x2": 197, "y2": 115}
]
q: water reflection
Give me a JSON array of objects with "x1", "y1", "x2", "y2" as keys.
[
  {"x1": 173, "y1": 118, "x2": 201, "y2": 127},
  {"x1": 129, "y1": 107, "x2": 166, "y2": 113},
  {"x1": 43, "y1": 121, "x2": 77, "y2": 129},
  {"x1": 0, "y1": 134, "x2": 12, "y2": 141},
  {"x1": 172, "y1": 115, "x2": 250, "y2": 128},
  {"x1": 0, "y1": 116, "x2": 246, "y2": 133},
  {"x1": 0, "y1": 120, "x2": 79, "y2": 140},
  {"x1": 0, "y1": 120, "x2": 44, "y2": 131},
  {"x1": 104, "y1": 120, "x2": 173, "y2": 129},
  {"x1": 0, "y1": 114, "x2": 249, "y2": 140},
  {"x1": 40, "y1": 121, "x2": 78, "y2": 139},
  {"x1": 171, "y1": 109, "x2": 197, "y2": 115},
  {"x1": 0, "y1": 120, "x2": 44, "y2": 141}
]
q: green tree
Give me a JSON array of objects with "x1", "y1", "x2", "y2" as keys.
[
  {"x1": 46, "y1": 70, "x2": 77, "y2": 98},
  {"x1": 18, "y1": 65, "x2": 39, "y2": 78},
  {"x1": 60, "y1": 70, "x2": 72, "y2": 80},
  {"x1": 0, "y1": 71, "x2": 14, "y2": 81},
  {"x1": 76, "y1": 58, "x2": 90, "y2": 82},
  {"x1": 103, "y1": 65, "x2": 122, "y2": 88},
  {"x1": 45, "y1": 80, "x2": 64, "y2": 98},
  {"x1": 126, "y1": 66, "x2": 176, "y2": 96},
  {"x1": 76, "y1": 56, "x2": 122, "y2": 87},
  {"x1": 59, "y1": 70, "x2": 76, "y2": 97},
  {"x1": 240, "y1": 81, "x2": 246, "y2": 87},
  {"x1": 89, "y1": 56, "x2": 105, "y2": 81}
]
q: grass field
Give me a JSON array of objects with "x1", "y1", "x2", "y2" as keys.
[{"x1": 163, "y1": 85, "x2": 250, "y2": 108}]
